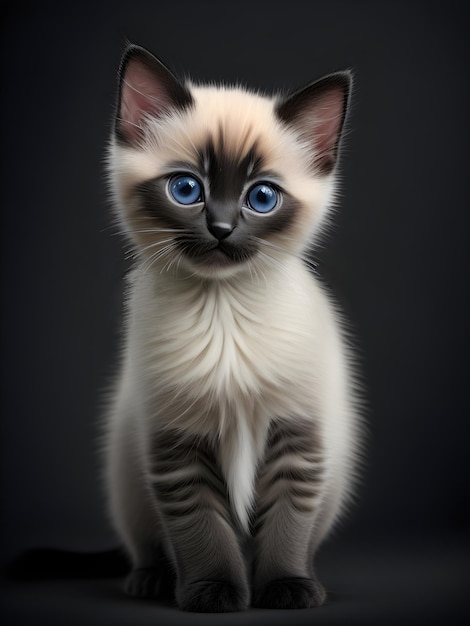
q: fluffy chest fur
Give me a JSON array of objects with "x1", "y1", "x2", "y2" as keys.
[{"x1": 129, "y1": 262, "x2": 323, "y2": 420}]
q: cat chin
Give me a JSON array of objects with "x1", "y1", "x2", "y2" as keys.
[
  {"x1": 186, "y1": 260, "x2": 248, "y2": 280},
  {"x1": 166, "y1": 243, "x2": 252, "y2": 280},
  {"x1": 180, "y1": 252, "x2": 251, "y2": 280}
]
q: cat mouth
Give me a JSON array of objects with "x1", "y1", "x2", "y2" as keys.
[{"x1": 177, "y1": 238, "x2": 253, "y2": 269}]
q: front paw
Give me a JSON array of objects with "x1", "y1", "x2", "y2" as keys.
[
  {"x1": 178, "y1": 580, "x2": 249, "y2": 612},
  {"x1": 125, "y1": 567, "x2": 175, "y2": 600},
  {"x1": 253, "y1": 577, "x2": 326, "y2": 609}
]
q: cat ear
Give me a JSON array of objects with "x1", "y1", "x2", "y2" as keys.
[
  {"x1": 276, "y1": 71, "x2": 352, "y2": 175},
  {"x1": 115, "y1": 44, "x2": 194, "y2": 144}
]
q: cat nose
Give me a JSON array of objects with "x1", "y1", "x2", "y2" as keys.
[{"x1": 208, "y1": 221, "x2": 234, "y2": 241}]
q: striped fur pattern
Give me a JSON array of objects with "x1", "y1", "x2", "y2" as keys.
[{"x1": 104, "y1": 45, "x2": 361, "y2": 612}]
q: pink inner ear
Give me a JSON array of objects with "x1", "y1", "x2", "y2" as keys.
[
  {"x1": 311, "y1": 88, "x2": 346, "y2": 157},
  {"x1": 119, "y1": 59, "x2": 170, "y2": 141}
]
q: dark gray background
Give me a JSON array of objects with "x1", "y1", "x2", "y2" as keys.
[{"x1": 1, "y1": 1, "x2": 469, "y2": 624}]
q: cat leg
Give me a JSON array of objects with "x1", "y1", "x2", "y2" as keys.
[
  {"x1": 253, "y1": 417, "x2": 327, "y2": 609},
  {"x1": 149, "y1": 428, "x2": 249, "y2": 612},
  {"x1": 124, "y1": 548, "x2": 175, "y2": 601},
  {"x1": 106, "y1": 411, "x2": 174, "y2": 599}
]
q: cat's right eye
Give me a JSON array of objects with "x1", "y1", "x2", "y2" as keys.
[{"x1": 169, "y1": 175, "x2": 203, "y2": 205}]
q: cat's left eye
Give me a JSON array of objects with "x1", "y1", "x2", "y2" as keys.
[
  {"x1": 169, "y1": 175, "x2": 203, "y2": 205},
  {"x1": 246, "y1": 183, "x2": 278, "y2": 214}
]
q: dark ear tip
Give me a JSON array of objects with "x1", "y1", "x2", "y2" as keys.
[
  {"x1": 118, "y1": 44, "x2": 142, "y2": 81},
  {"x1": 118, "y1": 44, "x2": 157, "y2": 74},
  {"x1": 319, "y1": 70, "x2": 353, "y2": 95},
  {"x1": 340, "y1": 69, "x2": 354, "y2": 90}
]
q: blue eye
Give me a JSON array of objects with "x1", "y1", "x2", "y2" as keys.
[
  {"x1": 247, "y1": 183, "x2": 278, "y2": 213},
  {"x1": 169, "y1": 175, "x2": 202, "y2": 205}
]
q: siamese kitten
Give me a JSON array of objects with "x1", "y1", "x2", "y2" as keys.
[{"x1": 105, "y1": 44, "x2": 360, "y2": 612}]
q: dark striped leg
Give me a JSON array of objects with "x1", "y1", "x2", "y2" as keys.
[
  {"x1": 149, "y1": 429, "x2": 249, "y2": 612},
  {"x1": 253, "y1": 418, "x2": 327, "y2": 609}
]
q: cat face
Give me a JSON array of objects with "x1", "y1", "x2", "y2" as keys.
[{"x1": 108, "y1": 45, "x2": 351, "y2": 278}]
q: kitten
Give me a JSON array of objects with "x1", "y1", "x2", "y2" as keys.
[{"x1": 104, "y1": 44, "x2": 361, "y2": 612}]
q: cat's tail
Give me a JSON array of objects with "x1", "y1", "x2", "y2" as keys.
[{"x1": 5, "y1": 548, "x2": 129, "y2": 581}]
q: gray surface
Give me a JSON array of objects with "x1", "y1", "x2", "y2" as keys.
[{"x1": 2, "y1": 535, "x2": 469, "y2": 626}]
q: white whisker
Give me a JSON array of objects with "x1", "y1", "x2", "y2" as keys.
[
  {"x1": 135, "y1": 237, "x2": 178, "y2": 257},
  {"x1": 139, "y1": 241, "x2": 178, "y2": 276}
]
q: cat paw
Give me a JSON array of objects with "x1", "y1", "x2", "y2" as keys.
[
  {"x1": 253, "y1": 577, "x2": 326, "y2": 609},
  {"x1": 178, "y1": 580, "x2": 249, "y2": 612},
  {"x1": 125, "y1": 567, "x2": 175, "y2": 600}
]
